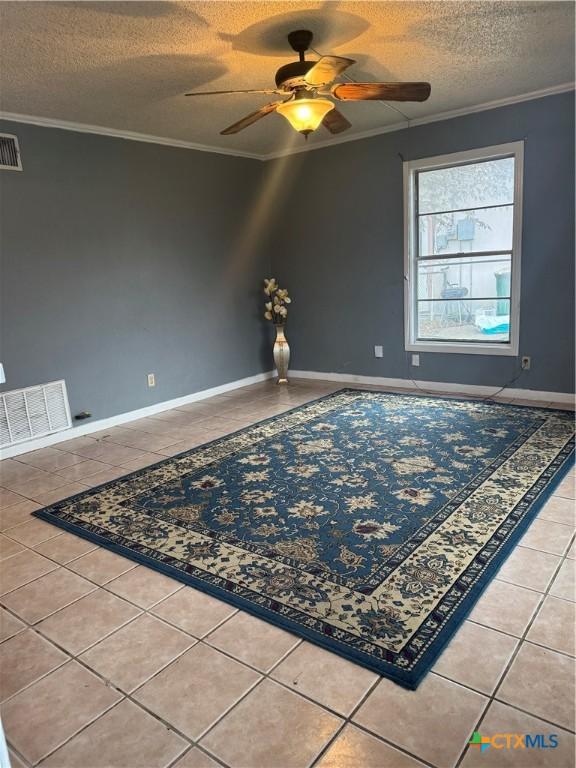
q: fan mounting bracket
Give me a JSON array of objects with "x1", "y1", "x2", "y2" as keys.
[{"x1": 287, "y1": 30, "x2": 314, "y2": 57}]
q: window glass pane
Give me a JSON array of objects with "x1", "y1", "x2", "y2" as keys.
[
  {"x1": 417, "y1": 255, "x2": 512, "y2": 301},
  {"x1": 418, "y1": 206, "x2": 513, "y2": 257},
  {"x1": 416, "y1": 298, "x2": 511, "y2": 343},
  {"x1": 418, "y1": 157, "x2": 515, "y2": 215}
]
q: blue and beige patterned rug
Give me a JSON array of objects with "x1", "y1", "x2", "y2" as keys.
[{"x1": 35, "y1": 390, "x2": 574, "y2": 688}]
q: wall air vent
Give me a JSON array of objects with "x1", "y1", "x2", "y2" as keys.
[
  {"x1": 0, "y1": 134, "x2": 22, "y2": 170},
  {"x1": 0, "y1": 380, "x2": 72, "y2": 449}
]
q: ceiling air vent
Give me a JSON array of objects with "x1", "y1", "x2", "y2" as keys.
[
  {"x1": 0, "y1": 380, "x2": 72, "y2": 448},
  {"x1": 0, "y1": 134, "x2": 22, "y2": 171}
]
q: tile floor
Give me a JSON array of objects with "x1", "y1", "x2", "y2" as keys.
[{"x1": 0, "y1": 379, "x2": 574, "y2": 768}]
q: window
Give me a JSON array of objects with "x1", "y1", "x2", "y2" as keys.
[{"x1": 404, "y1": 142, "x2": 523, "y2": 356}]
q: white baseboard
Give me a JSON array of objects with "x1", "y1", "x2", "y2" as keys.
[
  {"x1": 4, "y1": 367, "x2": 572, "y2": 460},
  {"x1": 290, "y1": 370, "x2": 575, "y2": 404},
  {"x1": 1, "y1": 371, "x2": 274, "y2": 460}
]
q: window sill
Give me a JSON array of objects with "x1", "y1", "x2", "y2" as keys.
[{"x1": 405, "y1": 340, "x2": 518, "y2": 357}]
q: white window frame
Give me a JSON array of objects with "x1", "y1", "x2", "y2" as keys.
[{"x1": 403, "y1": 141, "x2": 524, "y2": 356}]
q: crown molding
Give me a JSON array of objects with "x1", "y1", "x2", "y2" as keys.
[
  {"x1": 261, "y1": 82, "x2": 576, "y2": 160},
  {"x1": 0, "y1": 111, "x2": 263, "y2": 161},
  {"x1": 1, "y1": 82, "x2": 573, "y2": 163}
]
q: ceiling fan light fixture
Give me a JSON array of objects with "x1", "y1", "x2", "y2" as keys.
[{"x1": 276, "y1": 98, "x2": 334, "y2": 137}]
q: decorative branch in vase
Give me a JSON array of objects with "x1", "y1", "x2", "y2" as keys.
[{"x1": 263, "y1": 278, "x2": 291, "y2": 384}]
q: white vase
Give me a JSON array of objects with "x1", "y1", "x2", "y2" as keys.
[{"x1": 273, "y1": 324, "x2": 290, "y2": 384}]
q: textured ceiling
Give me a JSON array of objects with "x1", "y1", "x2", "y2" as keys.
[{"x1": 1, "y1": 1, "x2": 574, "y2": 157}]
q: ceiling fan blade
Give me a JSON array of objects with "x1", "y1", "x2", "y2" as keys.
[
  {"x1": 304, "y1": 56, "x2": 355, "y2": 87},
  {"x1": 220, "y1": 102, "x2": 281, "y2": 135},
  {"x1": 185, "y1": 88, "x2": 280, "y2": 97},
  {"x1": 331, "y1": 82, "x2": 431, "y2": 102},
  {"x1": 322, "y1": 108, "x2": 352, "y2": 134}
]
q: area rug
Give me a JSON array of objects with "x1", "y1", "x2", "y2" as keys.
[{"x1": 34, "y1": 389, "x2": 575, "y2": 688}]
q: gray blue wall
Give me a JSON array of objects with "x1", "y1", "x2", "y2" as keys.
[
  {"x1": 0, "y1": 121, "x2": 272, "y2": 421},
  {"x1": 267, "y1": 91, "x2": 575, "y2": 393},
  {"x1": 1, "y1": 91, "x2": 574, "y2": 428}
]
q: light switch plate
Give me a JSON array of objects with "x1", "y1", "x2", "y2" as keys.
[
  {"x1": 374, "y1": 345, "x2": 384, "y2": 358},
  {"x1": 411, "y1": 354, "x2": 420, "y2": 367}
]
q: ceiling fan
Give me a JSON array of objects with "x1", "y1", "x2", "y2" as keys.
[{"x1": 185, "y1": 29, "x2": 431, "y2": 138}]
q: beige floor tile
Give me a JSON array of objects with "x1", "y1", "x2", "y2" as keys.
[
  {"x1": 134, "y1": 642, "x2": 260, "y2": 740},
  {"x1": 509, "y1": 398, "x2": 552, "y2": 408},
  {"x1": 37, "y1": 589, "x2": 141, "y2": 654},
  {"x1": 0, "y1": 460, "x2": 47, "y2": 489},
  {"x1": 176, "y1": 404, "x2": 217, "y2": 415},
  {"x1": 0, "y1": 499, "x2": 41, "y2": 531},
  {"x1": 151, "y1": 586, "x2": 236, "y2": 637},
  {"x1": 119, "y1": 417, "x2": 178, "y2": 433},
  {"x1": 80, "y1": 614, "x2": 194, "y2": 693},
  {"x1": 461, "y1": 700, "x2": 575, "y2": 768},
  {"x1": 0, "y1": 550, "x2": 59, "y2": 596},
  {"x1": 0, "y1": 607, "x2": 25, "y2": 642},
  {"x1": 353, "y1": 674, "x2": 488, "y2": 768},
  {"x1": 497, "y1": 643, "x2": 575, "y2": 730},
  {"x1": 0, "y1": 489, "x2": 28, "y2": 509},
  {"x1": 31, "y1": 483, "x2": 90, "y2": 506},
  {"x1": 8, "y1": 750, "x2": 27, "y2": 768},
  {"x1": 567, "y1": 540, "x2": 575, "y2": 559},
  {"x1": 155, "y1": 437, "x2": 212, "y2": 457},
  {"x1": 201, "y1": 679, "x2": 341, "y2": 768},
  {"x1": 73, "y1": 441, "x2": 149, "y2": 466},
  {"x1": 1, "y1": 568, "x2": 96, "y2": 624},
  {"x1": 317, "y1": 724, "x2": 426, "y2": 768},
  {"x1": 106, "y1": 431, "x2": 179, "y2": 452},
  {"x1": 547, "y1": 400, "x2": 575, "y2": 410},
  {"x1": 271, "y1": 641, "x2": 378, "y2": 716},
  {"x1": 33, "y1": 532, "x2": 97, "y2": 564},
  {"x1": 5, "y1": 519, "x2": 62, "y2": 548},
  {"x1": 526, "y1": 596, "x2": 576, "y2": 655},
  {"x1": 206, "y1": 610, "x2": 299, "y2": 672},
  {"x1": 553, "y1": 472, "x2": 576, "y2": 500},
  {"x1": 468, "y1": 579, "x2": 542, "y2": 636},
  {"x1": 549, "y1": 559, "x2": 575, "y2": 601},
  {"x1": 106, "y1": 565, "x2": 182, "y2": 608},
  {"x1": 54, "y1": 459, "x2": 114, "y2": 482},
  {"x1": 0, "y1": 629, "x2": 68, "y2": 701},
  {"x1": 147, "y1": 410, "x2": 200, "y2": 425},
  {"x1": 53, "y1": 436, "x2": 99, "y2": 453},
  {"x1": 171, "y1": 747, "x2": 221, "y2": 768},
  {"x1": 39, "y1": 698, "x2": 188, "y2": 768},
  {"x1": 1, "y1": 661, "x2": 122, "y2": 765},
  {"x1": 8, "y1": 473, "x2": 70, "y2": 501},
  {"x1": 538, "y1": 495, "x2": 576, "y2": 526},
  {"x1": 16, "y1": 449, "x2": 85, "y2": 473},
  {"x1": 433, "y1": 621, "x2": 519, "y2": 694},
  {"x1": 117, "y1": 453, "x2": 163, "y2": 472},
  {"x1": 0, "y1": 534, "x2": 25, "y2": 561},
  {"x1": 80, "y1": 467, "x2": 129, "y2": 487},
  {"x1": 91, "y1": 425, "x2": 132, "y2": 439},
  {"x1": 520, "y1": 519, "x2": 573, "y2": 556},
  {"x1": 67, "y1": 547, "x2": 137, "y2": 584},
  {"x1": 496, "y1": 546, "x2": 561, "y2": 592},
  {"x1": 156, "y1": 427, "x2": 213, "y2": 444}
]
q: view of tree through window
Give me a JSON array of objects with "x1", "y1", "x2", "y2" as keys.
[{"x1": 415, "y1": 156, "x2": 516, "y2": 344}]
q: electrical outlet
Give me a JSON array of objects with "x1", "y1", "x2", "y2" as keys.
[
  {"x1": 374, "y1": 345, "x2": 383, "y2": 358},
  {"x1": 411, "y1": 354, "x2": 420, "y2": 367},
  {"x1": 147, "y1": 373, "x2": 156, "y2": 387},
  {"x1": 521, "y1": 356, "x2": 531, "y2": 371}
]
